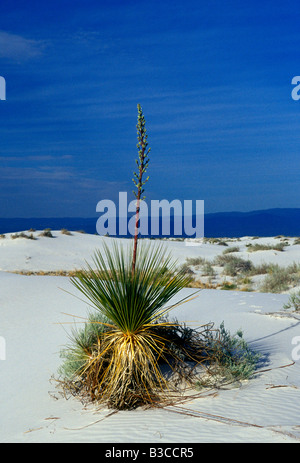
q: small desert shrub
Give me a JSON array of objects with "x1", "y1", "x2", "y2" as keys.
[
  {"x1": 39, "y1": 228, "x2": 54, "y2": 238},
  {"x1": 197, "y1": 322, "x2": 260, "y2": 385},
  {"x1": 223, "y1": 246, "x2": 240, "y2": 254},
  {"x1": 220, "y1": 281, "x2": 237, "y2": 290},
  {"x1": 0, "y1": 234, "x2": 5, "y2": 239},
  {"x1": 185, "y1": 256, "x2": 206, "y2": 267},
  {"x1": 286, "y1": 262, "x2": 300, "y2": 274},
  {"x1": 236, "y1": 276, "x2": 253, "y2": 292},
  {"x1": 294, "y1": 237, "x2": 300, "y2": 245},
  {"x1": 186, "y1": 279, "x2": 218, "y2": 289},
  {"x1": 247, "y1": 263, "x2": 275, "y2": 276},
  {"x1": 283, "y1": 290, "x2": 300, "y2": 311},
  {"x1": 201, "y1": 261, "x2": 216, "y2": 277},
  {"x1": 183, "y1": 257, "x2": 216, "y2": 276},
  {"x1": 14, "y1": 269, "x2": 78, "y2": 277},
  {"x1": 260, "y1": 264, "x2": 300, "y2": 293},
  {"x1": 61, "y1": 228, "x2": 73, "y2": 236},
  {"x1": 246, "y1": 243, "x2": 285, "y2": 252},
  {"x1": 58, "y1": 311, "x2": 110, "y2": 380},
  {"x1": 180, "y1": 263, "x2": 195, "y2": 275},
  {"x1": 214, "y1": 254, "x2": 253, "y2": 276},
  {"x1": 225, "y1": 259, "x2": 252, "y2": 276},
  {"x1": 11, "y1": 232, "x2": 36, "y2": 240},
  {"x1": 237, "y1": 276, "x2": 253, "y2": 286},
  {"x1": 203, "y1": 238, "x2": 228, "y2": 246},
  {"x1": 214, "y1": 254, "x2": 238, "y2": 266}
]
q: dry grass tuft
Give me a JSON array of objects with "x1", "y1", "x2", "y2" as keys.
[
  {"x1": 61, "y1": 228, "x2": 73, "y2": 236},
  {"x1": 39, "y1": 228, "x2": 54, "y2": 238}
]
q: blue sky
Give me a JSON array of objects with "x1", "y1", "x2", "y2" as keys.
[{"x1": 0, "y1": 0, "x2": 300, "y2": 217}]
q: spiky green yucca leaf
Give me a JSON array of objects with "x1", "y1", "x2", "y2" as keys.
[{"x1": 70, "y1": 241, "x2": 192, "y2": 334}]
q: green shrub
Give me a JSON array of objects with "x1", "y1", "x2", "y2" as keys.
[
  {"x1": 197, "y1": 322, "x2": 260, "y2": 386},
  {"x1": 246, "y1": 243, "x2": 285, "y2": 252},
  {"x1": 203, "y1": 238, "x2": 228, "y2": 246},
  {"x1": 11, "y1": 232, "x2": 36, "y2": 240},
  {"x1": 236, "y1": 276, "x2": 253, "y2": 287},
  {"x1": 223, "y1": 246, "x2": 240, "y2": 254},
  {"x1": 180, "y1": 263, "x2": 195, "y2": 275},
  {"x1": 260, "y1": 265, "x2": 300, "y2": 293},
  {"x1": 185, "y1": 256, "x2": 206, "y2": 267},
  {"x1": 224, "y1": 259, "x2": 252, "y2": 277},
  {"x1": 201, "y1": 261, "x2": 216, "y2": 277},
  {"x1": 39, "y1": 228, "x2": 54, "y2": 238},
  {"x1": 214, "y1": 254, "x2": 253, "y2": 276},
  {"x1": 286, "y1": 262, "x2": 300, "y2": 274},
  {"x1": 247, "y1": 263, "x2": 276, "y2": 276},
  {"x1": 58, "y1": 311, "x2": 110, "y2": 381},
  {"x1": 221, "y1": 281, "x2": 237, "y2": 290},
  {"x1": 283, "y1": 290, "x2": 300, "y2": 311},
  {"x1": 61, "y1": 228, "x2": 73, "y2": 236}
]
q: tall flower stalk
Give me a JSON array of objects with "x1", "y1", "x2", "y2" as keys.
[{"x1": 132, "y1": 103, "x2": 150, "y2": 275}]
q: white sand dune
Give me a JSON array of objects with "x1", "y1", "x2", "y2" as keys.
[
  {"x1": 1, "y1": 231, "x2": 300, "y2": 443},
  {"x1": 0, "y1": 231, "x2": 225, "y2": 272}
]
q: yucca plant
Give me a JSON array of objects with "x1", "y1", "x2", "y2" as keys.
[
  {"x1": 58, "y1": 104, "x2": 198, "y2": 409},
  {"x1": 57, "y1": 104, "x2": 260, "y2": 410},
  {"x1": 62, "y1": 241, "x2": 194, "y2": 409}
]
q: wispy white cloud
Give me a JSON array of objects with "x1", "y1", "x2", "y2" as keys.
[
  {"x1": 0, "y1": 165, "x2": 127, "y2": 196},
  {"x1": 0, "y1": 30, "x2": 46, "y2": 60},
  {"x1": 0, "y1": 154, "x2": 73, "y2": 162},
  {"x1": 0, "y1": 166, "x2": 74, "y2": 181}
]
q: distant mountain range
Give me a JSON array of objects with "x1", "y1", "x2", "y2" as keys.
[
  {"x1": 0, "y1": 208, "x2": 299, "y2": 238},
  {"x1": 203, "y1": 208, "x2": 300, "y2": 237}
]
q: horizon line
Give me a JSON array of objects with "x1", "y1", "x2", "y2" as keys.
[{"x1": 0, "y1": 206, "x2": 299, "y2": 220}]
